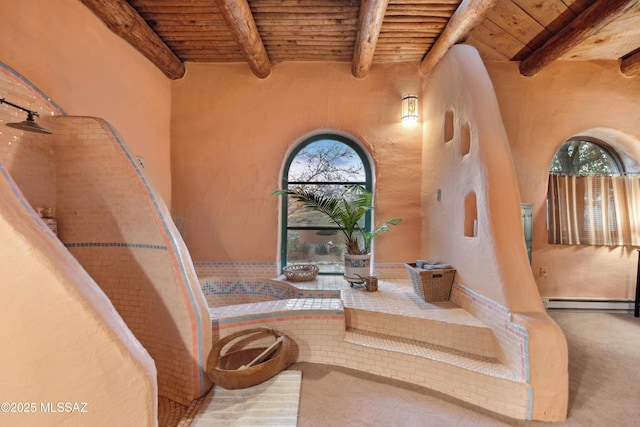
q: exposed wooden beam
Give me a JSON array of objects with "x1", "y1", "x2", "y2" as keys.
[
  {"x1": 215, "y1": 0, "x2": 271, "y2": 79},
  {"x1": 519, "y1": 0, "x2": 636, "y2": 77},
  {"x1": 419, "y1": 0, "x2": 498, "y2": 76},
  {"x1": 621, "y1": 49, "x2": 640, "y2": 77},
  {"x1": 352, "y1": 0, "x2": 390, "y2": 78},
  {"x1": 80, "y1": 0, "x2": 185, "y2": 80}
]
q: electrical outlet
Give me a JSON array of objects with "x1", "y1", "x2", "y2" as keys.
[{"x1": 539, "y1": 267, "x2": 548, "y2": 278}]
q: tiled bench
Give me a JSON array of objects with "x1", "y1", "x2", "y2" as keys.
[{"x1": 205, "y1": 277, "x2": 532, "y2": 420}]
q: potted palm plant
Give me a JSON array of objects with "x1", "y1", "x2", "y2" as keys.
[{"x1": 274, "y1": 185, "x2": 401, "y2": 284}]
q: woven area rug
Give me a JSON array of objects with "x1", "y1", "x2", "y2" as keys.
[{"x1": 189, "y1": 370, "x2": 301, "y2": 426}]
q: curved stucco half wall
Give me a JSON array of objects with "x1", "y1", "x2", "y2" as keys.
[
  {"x1": 0, "y1": 164, "x2": 157, "y2": 426},
  {"x1": 52, "y1": 116, "x2": 212, "y2": 405},
  {"x1": 422, "y1": 45, "x2": 568, "y2": 421}
]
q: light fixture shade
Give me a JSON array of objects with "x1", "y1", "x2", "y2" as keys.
[{"x1": 401, "y1": 94, "x2": 419, "y2": 123}]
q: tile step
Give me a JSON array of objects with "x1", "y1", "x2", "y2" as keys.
[
  {"x1": 345, "y1": 308, "x2": 499, "y2": 359},
  {"x1": 344, "y1": 328, "x2": 515, "y2": 380}
]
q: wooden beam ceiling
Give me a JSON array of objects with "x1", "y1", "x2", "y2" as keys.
[
  {"x1": 214, "y1": 0, "x2": 271, "y2": 79},
  {"x1": 352, "y1": 0, "x2": 390, "y2": 78},
  {"x1": 419, "y1": 0, "x2": 497, "y2": 76},
  {"x1": 519, "y1": 0, "x2": 637, "y2": 77},
  {"x1": 80, "y1": 0, "x2": 185, "y2": 80},
  {"x1": 81, "y1": 0, "x2": 640, "y2": 81},
  {"x1": 621, "y1": 49, "x2": 640, "y2": 77}
]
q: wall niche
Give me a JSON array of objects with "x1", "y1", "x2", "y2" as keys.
[
  {"x1": 464, "y1": 191, "x2": 478, "y2": 238},
  {"x1": 444, "y1": 110, "x2": 454, "y2": 142},
  {"x1": 460, "y1": 123, "x2": 471, "y2": 156}
]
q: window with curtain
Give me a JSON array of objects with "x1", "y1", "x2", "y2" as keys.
[
  {"x1": 280, "y1": 134, "x2": 372, "y2": 274},
  {"x1": 547, "y1": 138, "x2": 640, "y2": 246}
]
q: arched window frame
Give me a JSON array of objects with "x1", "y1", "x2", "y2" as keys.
[
  {"x1": 279, "y1": 133, "x2": 373, "y2": 274},
  {"x1": 549, "y1": 136, "x2": 623, "y2": 176},
  {"x1": 546, "y1": 136, "x2": 640, "y2": 246}
]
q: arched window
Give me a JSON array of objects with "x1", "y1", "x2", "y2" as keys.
[
  {"x1": 280, "y1": 134, "x2": 372, "y2": 274},
  {"x1": 547, "y1": 137, "x2": 640, "y2": 246},
  {"x1": 549, "y1": 137, "x2": 622, "y2": 175}
]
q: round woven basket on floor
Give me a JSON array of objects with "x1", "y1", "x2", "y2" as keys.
[
  {"x1": 206, "y1": 327, "x2": 292, "y2": 389},
  {"x1": 283, "y1": 264, "x2": 319, "y2": 282}
]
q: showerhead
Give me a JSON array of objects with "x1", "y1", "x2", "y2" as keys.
[
  {"x1": 5, "y1": 112, "x2": 53, "y2": 134},
  {"x1": 0, "y1": 98, "x2": 53, "y2": 135}
]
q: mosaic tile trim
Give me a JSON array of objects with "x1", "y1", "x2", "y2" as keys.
[
  {"x1": 194, "y1": 262, "x2": 279, "y2": 280},
  {"x1": 202, "y1": 279, "x2": 294, "y2": 299},
  {"x1": 65, "y1": 242, "x2": 168, "y2": 250},
  {"x1": 200, "y1": 278, "x2": 341, "y2": 304}
]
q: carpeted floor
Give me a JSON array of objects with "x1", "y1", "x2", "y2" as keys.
[{"x1": 293, "y1": 311, "x2": 640, "y2": 426}]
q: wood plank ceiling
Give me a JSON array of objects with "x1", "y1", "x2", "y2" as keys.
[{"x1": 81, "y1": 0, "x2": 640, "y2": 79}]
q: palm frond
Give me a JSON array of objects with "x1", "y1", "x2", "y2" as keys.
[{"x1": 274, "y1": 186, "x2": 401, "y2": 254}]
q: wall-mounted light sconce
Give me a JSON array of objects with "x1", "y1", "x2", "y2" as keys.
[
  {"x1": 0, "y1": 98, "x2": 52, "y2": 134},
  {"x1": 401, "y1": 94, "x2": 419, "y2": 124}
]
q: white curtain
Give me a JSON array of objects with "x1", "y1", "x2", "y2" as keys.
[{"x1": 547, "y1": 174, "x2": 640, "y2": 246}]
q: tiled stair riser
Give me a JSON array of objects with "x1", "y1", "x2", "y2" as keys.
[
  {"x1": 337, "y1": 341, "x2": 530, "y2": 419},
  {"x1": 345, "y1": 308, "x2": 498, "y2": 358},
  {"x1": 210, "y1": 299, "x2": 347, "y2": 365}
]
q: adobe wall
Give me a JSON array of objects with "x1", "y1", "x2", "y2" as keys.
[
  {"x1": 0, "y1": 161, "x2": 157, "y2": 426},
  {"x1": 0, "y1": 0, "x2": 173, "y2": 204},
  {"x1": 486, "y1": 60, "x2": 640, "y2": 301},
  {"x1": 422, "y1": 45, "x2": 567, "y2": 421},
  {"x1": 171, "y1": 62, "x2": 423, "y2": 270}
]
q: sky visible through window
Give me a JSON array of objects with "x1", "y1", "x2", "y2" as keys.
[
  {"x1": 288, "y1": 139, "x2": 365, "y2": 182},
  {"x1": 283, "y1": 137, "x2": 368, "y2": 273}
]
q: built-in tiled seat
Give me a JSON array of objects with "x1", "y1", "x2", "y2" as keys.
[{"x1": 205, "y1": 276, "x2": 530, "y2": 419}]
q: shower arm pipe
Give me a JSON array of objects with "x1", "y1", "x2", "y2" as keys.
[{"x1": 0, "y1": 98, "x2": 41, "y2": 118}]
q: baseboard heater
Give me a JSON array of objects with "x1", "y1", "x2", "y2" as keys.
[{"x1": 542, "y1": 298, "x2": 635, "y2": 312}]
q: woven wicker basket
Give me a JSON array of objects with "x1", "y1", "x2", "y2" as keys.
[
  {"x1": 206, "y1": 327, "x2": 292, "y2": 389},
  {"x1": 405, "y1": 263, "x2": 456, "y2": 302},
  {"x1": 284, "y1": 264, "x2": 319, "y2": 282}
]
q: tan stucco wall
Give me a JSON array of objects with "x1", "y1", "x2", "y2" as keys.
[
  {"x1": 0, "y1": 0, "x2": 172, "y2": 205},
  {"x1": 423, "y1": 45, "x2": 567, "y2": 421},
  {"x1": 0, "y1": 166, "x2": 157, "y2": 427},
  {"x1": 422, "y1": 45, "x2": 543, "y2": 311},
  {"x1": 486, "y1": 60, "x2": 640, "y2": 300},
  {"x1": 171, "y1": 62, "x2": 422, "y2": 265}
]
